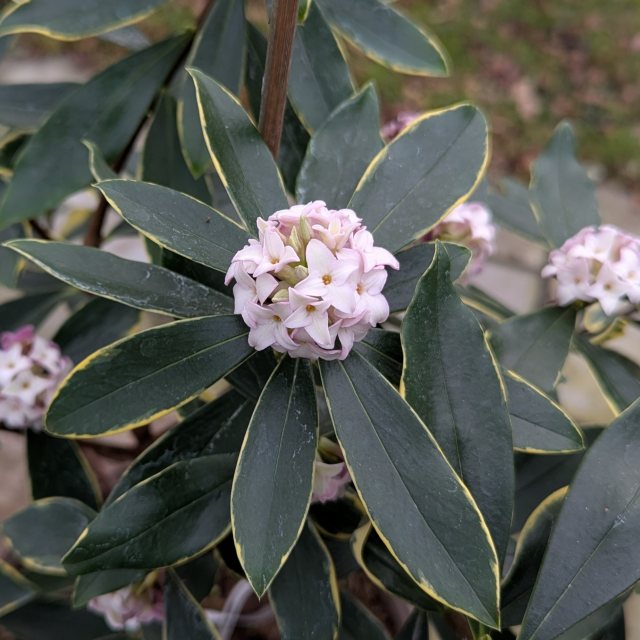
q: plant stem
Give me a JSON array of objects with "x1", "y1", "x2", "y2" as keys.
[
  {"x1": 259, "y1": 0, "x2": 299, "y2": 158},
  {"x1": 28, "y1": 219, "x2": 51, "y2": 240}
]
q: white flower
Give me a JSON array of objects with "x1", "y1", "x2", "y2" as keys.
[
  {"x1": 226, "y1": 202, "x2": 399, "y2": 360},
  {"x1": 0, "y1": 326, "x2": 72, "y2": 431},
  {"x1": 542, "y1": 225, "x2": 640, "y2": 318}
]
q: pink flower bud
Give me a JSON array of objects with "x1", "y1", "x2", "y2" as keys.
[
  {"x1": 227, "y1": 203, "x2": 399, "y2": 360},
  {"x1": 542, "y1": 225, "x2": 640, "y2": 317},
  {"x1": 88, "y1": 578, "x2": 164, "y2": 631},
  {"x1": 312, "y1": 458, "x2": 351, "y2": 503},
  {"x1": 0, "y1": 325, "x2": 72, "y2": 431}
]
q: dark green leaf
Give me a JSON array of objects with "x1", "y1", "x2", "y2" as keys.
[
  {"x1": 245, "y1": 25, "x2": 310, "y2": 194},
  {"x1": 350, "y1": 105, "x2": 488, "y2": 254},
  {"x1": 0, "y1": 35, "x2": 190, "y2": 227},
  {"x1": 486, "y1": 178, "x2": 547, "y2": 245},
  {"x1": 73, "y1": 569, "x2": 146, "y2": 607},
  {"x1": 84, "y1": 140, "x2": 118, "y2": 182},
  {"x1": 0, "y1": 290, "x2": 69, "y2": 331},
  {"x1": 3, "y1": 498, "x2": 95, "y2": 575},
  {"x1": 0, "y1": 131, "x2": 30, "y2": 174},
  {"x1": 530, "y1": 122, "x2": 600, "y2": 248},
  {"x1": 53, "y1": 298, "x2": 139, "y2": 363},
  {"x1": 320, "y1": 352, "x2": 500, "y2": 627},
  {"x1": 501, "y1": 488, "x2": 566, "y2": 626},
  {"x1": 384, "y1": 244, "x2": 435, "y2": 313},
  {"x1": 354, "y1": 328, "x2": 402, "y2": 386},
  {"x1": 98, "y1": 179, "x2": 247, "y2": 273},
  {"x1": 232, "y1": 358, "x2": 318, "y2": 596},
  {"x1": 27, "y1": 431, "x2": 100, "y2": 509},
  {"x1": 178, "y1": 0, "x2": 245, "y2": 177},
  {"x1": 0, "y1": 222, "x2": 23, "y2": 288},
  {"x1": 316, "y1": 0, "x2": 448, "y2": 76},
  {"x1": 288, "y1": 2, "x2": 353, "y2": 132},
  {"x1": 0, "y1": 83, "x2": 78, "y2": 129},
  {"x1": 0, "y1": 601, "x2": 113, "y2": 639},
  {"x1": 0, "y1": 0, "x2": 166, "y2": 40},
  {"x1": 63, "y1": 454, "x2": 235, "y2": 573},
  {"x1": 296, "y1": 84, "x2": 383, "y2": 208},
  {"x1": 519, "y1": 400, "x2": 640, "y2": 640},
  {"x1": 352, "y1": 524, "x2": 440, "y2": 612},
  {"x1": 0, "y1": 560, "x2": 36, "y2": 616},
  {"x1": 225, "y1": 349, "x2": 277, "y2": 401},
  {"x1": 402, "y1": 244, "x2": 513, "y2": 563},
  {"x1": 588, "y1": 608, "x2": 626, "y2": 640},
  {"x1": 396, "y1": 610, "x2": 429, "y2": 640},
  {"x1": 338, "y1": 591, "x2": 391, "y2": 640},
  {"x1": 141, "y1": 93, "x2": 210, "y2": 202},
  {"x1": 107, "y1": 390, "x2": 253, "y2": 504},
  {"x1": 46, "y1": 315, "x2": 252, "y2": 438},
  {"x1": 7, "y1": 239, "x2": 232, "y2": 318},
  {"x1": 164, "y1": 570, "x2": 220, "y2": 639},
  {"x1": 189, "y1": 68, "x2": 288, "y2": 234},
  {"x1": 459, "y1": 285, "x2": 514, "y2": 323},
  {"x1": 270, "y1": 522, "x2": 340, "y2": 640},
  {"x1": 505, "y1": 371, "x2": 584, "y2": 453},
  {"x1": 491, "y1": 307, "x2": 576, "y2": 393},
  {"x1": 575, "y1": 335, "x2": 640, "y2": 413},
  {"x1": 512, "y1": 430, "x2": 601, "y2": 533},
  {"x1": 175, "y1": 553, "x2": 218, "y2": 601}
]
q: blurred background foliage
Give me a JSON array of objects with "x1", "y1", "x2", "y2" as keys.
[{"x1": 3, "y1": 0, "x2": 640, "y2": 188}]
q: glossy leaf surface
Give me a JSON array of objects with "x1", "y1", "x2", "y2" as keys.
[
  {"x1": 99, "y1": 179, "x2": 246, "y2": 273},
  {"x1": 64, "y1": 455, "x2": 236, "y2": 573},
  {"x1": 0, "y1": 0, "x2": 166, "y2": 40},
  {"x1": 491, "y1": 307, "x2": 576, "y2": 393},
  {"x1": 530, "y1": 122, "x2": 600, "y2": 248},
  {"x1": 402, "y1": 245, "x2": 513, "y2": 563},
  {"x1": 3, "y1": 498, "x2": 95, "y2": 575},
  {"x1": 288, "y1": 2, "x2": 353, "y2": 132},
  {"x1": 269, "y1": 523, "x2": 340, "y2": 640},
  {"x1": 47, "y1": 315, "x2": 251, "y2": 438},
  {"x1": 27, "y1": 431, "x2": 100, "y2": 509},
  {"x1": 520, "y1": 400, "x2": 640, "y2": 640},
  {"x1": 505, "y1": 371, "x2": 584, "y2": 453},
  {"x1": 178, "y1": 0, "x2": 245, "y2": 176},
  {"x1": 320, "y1": 352, "x2": 500, "y2": 626},
  {"x1": 190, "y1": 69, "x2": 288, "y2": 234},
  {"x1": 0, "y1": 35, "x2": 189, "y2": 226},
  {"x1": 232, "y1": 358, "x2": 318, "y2": 596},
  {"x1": 8, "y1": 239, "x2": 231, "y2": 318},
  {"x1": 296, "y1": 85, "x2": 383, "y2": 208},
  {"x1": 350, "y1": 105, "x2": 488, "y2": 254},
  {"x1": 316, "y1": 0, "x2": 448, "y2": 76}
]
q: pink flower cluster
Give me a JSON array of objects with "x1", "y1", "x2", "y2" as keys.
[
  {"x1": 225, "y1": 202, "x2": 399, "y2": 360},
  {"x1": 0, "y1": 326, "x2": 71, "y2": 430},
  {"x1": 542, "y1": 225, "x2": 640, "y2": 316},
  {"x1": 423, "y1": 202, "x2": 496, "y2": 275},
  {"x1": 88, "y1": 581, "x2": 164, "y2": 631}
]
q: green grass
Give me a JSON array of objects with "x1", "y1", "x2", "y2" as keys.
[{"x1": 349, "y1": 0, "x2": 640, "y2": 186}]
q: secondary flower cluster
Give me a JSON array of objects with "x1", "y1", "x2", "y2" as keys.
[
  {"x1": 542, "y1": 225, "x2": 640, "y2": 316},
  {"x1": 0, "y1": 326, "x2": 71, "y2": 430},
  {"x1": 89, "y1": 579, "x2": 164, "y2": 631},
  {"x1": 424, "y1": 201, "x2": 496, "y2": 275},
  {"x1": 382, "y1": 112, "x2": 496, "y2": 275},
  {"x1": 226, "y1": 202, "x2": 399, "y2": 360}
]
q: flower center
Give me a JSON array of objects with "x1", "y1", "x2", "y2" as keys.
[
  {"x1": 322, "y1": 274, "x2": 332, "y2": 285},
  {"x1": 306, "y1": 305, "x2": 316, "y2": 313},
  {"x1": 273, "y1": 315, "x2": 282, "y2": 322}
]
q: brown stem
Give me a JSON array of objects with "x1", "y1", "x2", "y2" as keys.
[{"x1": 259, "y1": 0, "x2": 299, "y2": 158}]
